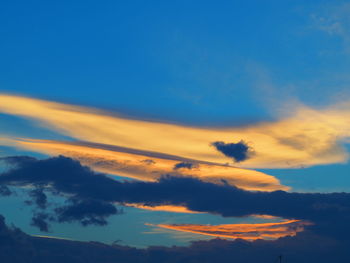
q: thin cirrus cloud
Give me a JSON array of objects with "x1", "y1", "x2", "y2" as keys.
[
  {"x1": 127, "y1": 203, "x2": 202, "y2": 214},
  {"x1": 149, "y1": 220, "x2": 311, "y2": 240},
  {"x1": 0, "y1": 94, "x2": 350, "y2": 169}
]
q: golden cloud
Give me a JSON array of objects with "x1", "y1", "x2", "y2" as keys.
[
  {"x1": 150, "y1": 220, "x2": 312, "y2": 240},
  {"x1": 8, "y1": 138, "x2": 287, "y2": 191},
  {"x1": 0, "y1": 94, "x2": 349, "y2": 169}
]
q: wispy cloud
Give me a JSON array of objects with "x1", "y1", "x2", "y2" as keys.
[
  {"x1": 1, "y1": 94, "x2": 350, "y2": 170},
  {"x1": 7, "y1": 139, "x2": 286, "y2": 191},
  {"x1": 0, "y1": 212, "x2": 347, "y2": 263},
  {"x1": 311, "y1": 2, "x2": 350, "y2": 53},
  {"x1": 151, "y1": 220, "x2": 311, "y2": 240}
]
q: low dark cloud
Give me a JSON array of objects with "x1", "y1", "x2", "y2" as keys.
[
  {"x1": 211, "y1": 140, "x2": 252, "y2": 162},
  {"x1": 28, "y1": 188, "x2": 47, "y2": 209},
  {"x1": 1, "y1": 156, "x2": 350, "y2": 260},
  {"x1": 27, "y1": 197, "x2": 119, "y2": 231},
  {"x1": 31, "y1": 213, "x2": 51, "y2": 232},
  {"x1": 0, "y1": 156, "x2": 124, "y2": 230},
  {"x1": 0, "y1": 213, "x2": 349, "y2": 263},
  {"x1": 55, "y1": 198, "x2": 120, "y2": 226},
  {"x1": 1, "y1": 155, "x2": 350, "y2": 234},
  {"x1": 0, "y1": 185, "x2": 12, "y2": 196}
]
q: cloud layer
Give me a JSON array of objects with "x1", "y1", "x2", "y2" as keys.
[
  {"x1": 0, "y1": 213, "x2": 349, "y2": 263},
  {"x1": 8, "y1": 139, "x2": 286, "y2": 191},
  {"x1": 151, "y1": 220, "x2": 310, "y2": 240},
  {"x1": 1, "y1": 155, "x2": 350, "y2": 239},
  {"x1": 1, "y1": 94, "x2": 350, "y2": 169}
]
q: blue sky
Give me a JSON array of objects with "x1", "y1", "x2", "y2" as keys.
[
  {"x1": 2, "y1": 0, "x2": 349, "y2": 124},
  {"x1": 1, "y1": 0, "x2": 350, "y2": 250}
]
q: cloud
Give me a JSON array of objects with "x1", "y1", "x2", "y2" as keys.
[
  {"x1": 0, "y1": 156, "x2": 350, "y2": 262},
  {"x1": 311, "y1": 3, "x2": 350, "y2": 53},
  {"x1": 1, "y1": 155, "x2": 350, "y2": 237},
  {"x1": 211, "y1": 140, "x2": 252, "y2": 162},
  {"x1": 28, "y1": 188, "x2": 47, "y2": 209},
  {"x1": 152, "y1": 220, "x2": 311, "y2": 240},
  {"x1": 173, "y1": 162, "x2": 197, "y2": 170},
  {"x1": 142, "y1": 159, "x2": 156, "y2": 165},
  {"x1": 55, "y1": 198, "x2": 120, "y2": 226},
  {"x1": 31, "y1": 213, "x2": 51, "y2": 232},
  {"x1": 28, "y1": 196, "x2": 121, "y2": 230},
  {"x1": 0, "y1": 185, "x2": 12, "y2": 196},
  {"x1": 0, "y1": 156, "x2": 124, "y2": 230},
  {"x1": 126, "y1": 203, "x2": 201, "y2": 214},
  {"x1": 1, "y1": 94, "x2": 350, "y2": 169},
  {"x1": 0, "y1": 213, "x2": 349, "y2": 263},
  {"x1": 7, "y1": 139, "x2": 286, "y2": 191}
]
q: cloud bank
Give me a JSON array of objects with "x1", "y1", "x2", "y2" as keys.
[
  {"x1": 1, "y1": 94, "x2": 350, "y2": 168},
  {"x1": 7, "y1": 139, "x2": 286, "y2": 191},
  {"x1": 1, "y1": 155, "x2": 350, "y2": 239},
  {"x1": 151, "y1": 220, "x2": 310, "y2": 240},
  {"x1": 0, "y1": 213, "x2": 349, "y2": 263}
]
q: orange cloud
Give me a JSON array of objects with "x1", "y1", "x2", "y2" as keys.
[
  {"x1": 150, "y1": 220, "x2": 312, "y2": 240},
  {"x1": 126, "y1": 203, "x2": 201, "y2": 214},
  {"x1": 8, "y1": 138, "x2": 287, "y2": 191},
  {"x1": 0, "y1": 94, "x2": 349, "y2": 169}
]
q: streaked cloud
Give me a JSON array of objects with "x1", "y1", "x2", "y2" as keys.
[
  {"x1": 149, "y1": 220, "x2": 311, "y2": 240},
  {"x1": 0, "y1": 94, "x2": 350, "y2": 169},
  {"x1": 7, "y1": 138, "x2": 286, "y2": 191},
  {"x1": 2, "y1": 156, "x2": 350, "y2": 225},
  {"x1": 0, "y1": 213, "x2": 344, "y2": 263},
  {"x1": 126, "y1": 203, "x2": 201, "y2": 214},
  {"x1": 311, "y1": 2, "x2": 350, "y2": 53}
]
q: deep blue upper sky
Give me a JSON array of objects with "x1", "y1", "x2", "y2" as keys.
[{"x1": 1, "y1": 0, "x2": 349, "y2": 124}]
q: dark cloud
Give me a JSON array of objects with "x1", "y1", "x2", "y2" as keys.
[
  {"x1": 0, "y1": 213, "x2": 349, "y2": 263},
  {"x1": 141, "y1": 159, "x2": 156, "y2": 165},
  {"x1": 31, "y1": 213, "x2": 51, "y2": 232},
  {"x1": 27, "y1": 196, "x2": 120, "y2": 230},
  {"x1": 0, "y1": 156, "x2": 350, "y2": 261},
  {"x1": 0, "y1": 156, "x2": 124, "y2": 230},
  {"x1": 211, "y1": 140, "x2": 252, "y2": 162},
  {"x1": 173, "y1": 162, "x2": 197, "y2": 170},
  {"x1": 0, "y1": 185, "x2": 12, "y2": 196},
  {"x1": 28, "y1": 188, "x2": 47, "y2": 209},
  {"x1": 55, "y1": 198, "x2": 120, "y2": 226},
  {"x1": 1, "y1": 156, "x2": 350, "y2": 230}
]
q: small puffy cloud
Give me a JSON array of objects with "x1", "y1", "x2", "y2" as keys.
[
  {"x1": 211, "y1": 140, "x2": 253, "y2": 162},
  {"x1": 28, "y1": 188, "x2": 47, "y2": 209},
  {"x1": 55, "y1": 199, "x2": 120, "y2": 226},
  {"x1": 31, "y1": 213, "x2": 51, "y2": 232},
  {"x1": 173, "y1": 162, "x2": 197, "y2": 170}
]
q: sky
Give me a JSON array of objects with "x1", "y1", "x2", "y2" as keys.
[{"x1": 1, "y1": 0, "x2": 350, "y2": 262}]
